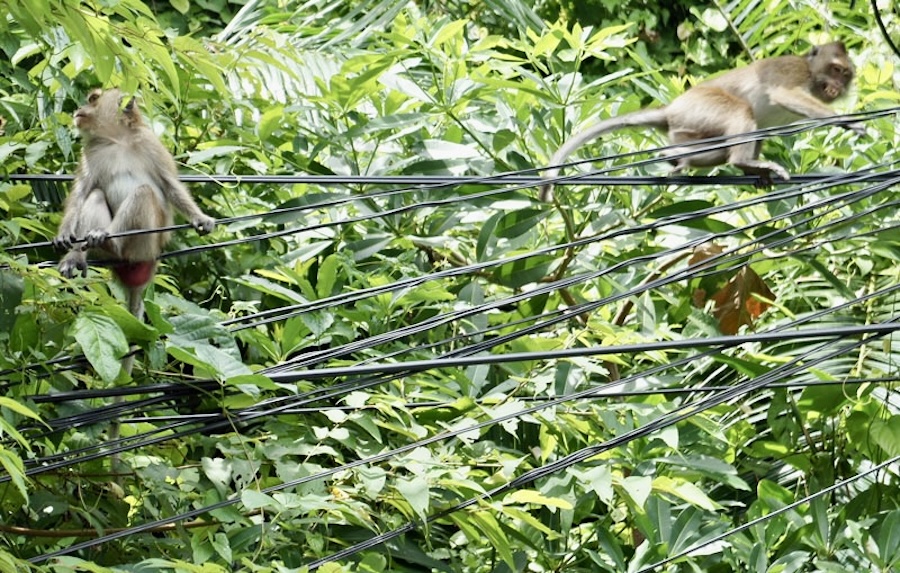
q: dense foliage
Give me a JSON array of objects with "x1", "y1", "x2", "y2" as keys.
[{"x1": 1, "y1": 0, "x2": 900, "y2": 571}]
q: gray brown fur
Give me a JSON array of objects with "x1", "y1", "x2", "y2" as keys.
[{"x1": 540, "y1": 42, "x2": 862, "y2": 201}]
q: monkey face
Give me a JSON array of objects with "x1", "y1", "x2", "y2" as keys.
[
  {"x1": 807, "y1": 42, "x2": 854, "y2": 102},
  {"x1": 74, "y1": 88, "x2": 142, "y2": 134}
]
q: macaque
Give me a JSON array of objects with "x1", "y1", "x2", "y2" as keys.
[
  {"x1": 540, "y1": 42, "x2": 863, "y2": 201},
  {"x1": 54, "y1": 88, "x2": 215, "y2": 319}
]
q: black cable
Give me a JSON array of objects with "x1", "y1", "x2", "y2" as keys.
[
  {"x1": 5, "y1": 133, "x2": 892, "y2": 482},
  {"x1": 30, "y1": 317, "x2": 890, "y2": 564},
  {"x1": 21, "y1": 196, "x2": 897, "y2": 470},
  {"x1": 262, "y1": 174, "x2": 900, "y2": 372},
  {"x1": 6, "y1": 108, "x2": 896, "y2": 256},
  {"x1": 3, "y1": 163, "x2": 890, "y2": 382},
  {"x1": 223, "y1": 162, "x2": 897, "y2": 331},
  {"x1": 871, "y1": 0, "x2": 900, "y2": 60},
  {"x1": 635, "y1": 454, "x2": 900, "y2": 573},
  {"x1": 262, "y1": 324, "x2": 900, "y2": 382},
  {"x1": 21, "y1": 246, "x2": 900, "y2": 548},
  {"x1": 19, "y1": 201, "x2": 900, "y2": 564},
  {"x1": 242, "y1": 166, "x2": 896, "y2": 338},
  {"x1": 7, "y1": 163, "x2": 892, "y2": 418},
  {"x1": 302, "y1": 325, "x2": 896, "y2": 569}
]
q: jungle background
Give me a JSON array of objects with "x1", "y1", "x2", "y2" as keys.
[{"x1": 1, "y1": 0, "x2": 900, "y2": 571}]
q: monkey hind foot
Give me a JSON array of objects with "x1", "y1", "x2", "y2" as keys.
[
  {"x1": 59, "y1": 251, "x2": 89, "y2": 278},
  {"x1": 733, "y1": 160, "x2": 790, "y2": 185},
  {"x1": 113, "y1": 261, "x2": 157, "y2": 287}
]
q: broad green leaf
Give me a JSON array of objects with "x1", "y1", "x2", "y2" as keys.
[
  {"x1": 257, "y1": 106, "x2": 285, "y2": 142},
  {"x1": 876, "y1": 510, "x2": 900, "y2": 567},
  {"x1": 431, "y1": 20, "x2": 467, "y2": 47},
  {"x1": 241, "y1": 489, "x2": 278, "y2": 511},
  {"x1": 467, "y1": 510, "x2": 516, "y2": 571},
  {"x1": 653, "y1": 476, "x2": 721, "y2": 511},
  {"x1": 346, "y1": 235, "x2": 393, "y2": 261},
  {"x1": 505, "y1": 489, "x2": 573, "y2": 510},
  {"x1": 871, "y1": 417, "x2": 900, "y2": 457},
  {"x1": 210, "y1": 532, "x2": 232, "y2": 564},
  {"x1": 317, "y1": 254, "x2": 340, "y2": 298},
  {"x1": 395, "y1": 475, "x2": 429, "y2": 521},
  {"x1": 0, "y1": 397, "x2": 41, "y2": 423},
  {"x1": 72, "y1": 312, "x2": 129, "y2": 383},
  {"x1": 167, "y1": 341, "x2": 251, "y2": 381},
  {"x1": 0, "y1": 446, "x2": 27, "y2": 501},
  {"x1": 619, "y1": 475, "x2": 652, "y2": 508}
]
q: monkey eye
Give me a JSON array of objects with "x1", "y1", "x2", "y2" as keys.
[{"x1": 87, "y1": 90, "x2": 102, "y2": 104}]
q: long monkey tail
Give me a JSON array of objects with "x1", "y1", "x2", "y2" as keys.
[{"x1": 539, "y1": 107, "x2": 669, "y2": 202}]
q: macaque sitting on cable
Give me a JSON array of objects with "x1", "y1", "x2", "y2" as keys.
[
  {"x1": 54, "y1": 88, "x2": 216, "y2": 318},
  {"x1": 540, "y1": 41, "x2": 865, "y2": 201}
]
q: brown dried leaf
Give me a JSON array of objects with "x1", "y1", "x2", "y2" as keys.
[
  {"x1": 689, "y1": 243, "x2": 725, "y2": 266},
  {"x1": 710, "y1": 266, "x2": 775, "y2": 334}
]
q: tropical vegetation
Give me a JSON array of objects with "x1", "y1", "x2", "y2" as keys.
[{"x1": 1, "y1": 0, "x2": 899, "y2": 571}]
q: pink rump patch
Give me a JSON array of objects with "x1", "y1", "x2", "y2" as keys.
[{"x1": 113, "y1": 261, "x2": 156, "y2": 287}]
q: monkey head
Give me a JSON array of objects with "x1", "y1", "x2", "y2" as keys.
[
  {"x1": 806, "y1": 42, "x2": 855, "y2": 102},
  {"x1": 74, "y1": 88, "x2": 144, "y2": 136}
]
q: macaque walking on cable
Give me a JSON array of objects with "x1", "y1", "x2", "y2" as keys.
[
  {"x1": 540, "y1": 41, "x2": 864, "y2": 201},
  {"x1": 54, "y1": 88, "x2": 215, "y2": 319}
]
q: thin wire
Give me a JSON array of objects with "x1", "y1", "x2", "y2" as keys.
[
  {"x1": 28, "y1": 320, "x2": 890, "y2": 565},
  {"x1": 263, "y1": 175, "x2": 900, "y2": 371},
  {"x1": 18, "y1": 203, "x2": 899, "y2": 469},
  {"x1": 6, "y1": 109, "x2": 895, "y2": 255},
  {"x1": 3, "y1": 163, "x2": 890, "y2": 381},
  {"x1": 225, "y1": 165, "x2": 898, "y2": 333},
  {"x1": 871, "y1": 0, "x2": 900, "y2": 60},
  {"x1": 302, "y1": 326, "x2": 896, "y2": 569},
  {"x1": 635, "y1": 454, "x2": 900, "y2": 572},
  {"x1": 262, "y1": 324, "x2": 900, "y2": 382}
]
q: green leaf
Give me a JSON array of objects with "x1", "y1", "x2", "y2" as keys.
[
  {"x1": 0, "y1": 397, "x2": 42, "y2": 423},
  {"x1": 505, "y1": 489, "x2": 573, "y2": 510},
  {"x1": 317, "y1": 254, "x2": 339, "y2": 298},
  {"x1": 167, "y1": 342, "x2": 251, "y2": 381},
  {"x1": 209, "y1": 532, "x2": 232, "y2": 564},
  {"x1": 72, "y1": 312, "x2": 129, "y2": 383},
  {"x1": 876, "y1": 510, "x2": 900, "y2": 567},
  {"x1": 257, "y1": 106, "x2": 285, "y2": 142},
  {"x1": 871, "y1": 416, "x2": 900, "y2": 457},
  {"x1": 0, "y1": 446, "x2": 28, "y2": 501},
  {"x1": 619, "y1": 475, "x2": 652, "y2": 508},
  {"x1": 467, "y1": 510, "x2": 516, "y2": 570},
  {"x1": 653, "y1": 476, "x2": 721, "y2": 511},
  {"x1": 492, "y1": 254, "x2": 554, "y2": 288},
  {"x1": 347, "y1": 235, "x2": 393, "y2": 261},
  {"x1": 431, "y1": 20, "x2": 467, "y2": 47},
  {"x1": 395, "y1": 475, "x2": 429, "y2": 521},
  {"x1": 241, "y1": 489, "x2": 278, "y2": 511},
  {"x1": 493, "y1": 208, "x2": 547, "y2": 239}
]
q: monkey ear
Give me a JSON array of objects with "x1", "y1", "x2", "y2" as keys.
[{"x1": 123, "y1": 97, "x2": 137, "y2": 114}]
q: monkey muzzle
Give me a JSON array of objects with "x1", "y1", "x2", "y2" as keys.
[
  {"x1": 818, "y1": 81, "x2": 842, "y2": 101},
  {"x1": 73, "y1": 110, "x2": 88, "y2": 128}
]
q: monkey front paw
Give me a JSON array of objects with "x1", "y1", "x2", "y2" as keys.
[
  {"x1": 52, "y1": 233, "x2": 77, "y2": 251},
  {"x1": 58, "y1": 253, "x2": 89, "y2": 279},
  {"x1": 83, "y1": 229, "x2": 109, "y2": 250},
  {"x1": 192, "y1": 215, "x2": 216, "y2": 235}
]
